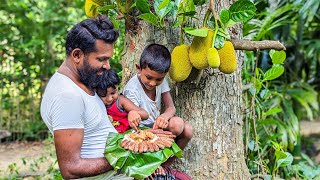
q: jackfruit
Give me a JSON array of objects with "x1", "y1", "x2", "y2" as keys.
[
  {"x1": 189, "y1": 28, "x2": 214, "y2": 69},
  {"x1": 169, "y1": 44, "x2": 192, "y2": 82},
  {"x1": 218, "y1": 41, "x2": 237, "y2": 74},
  {"x1": 85, "y1": 0, "x2": 103, "y2": 18},
  {"x1": 207, "y1": 47, "x2": 220, "y2": 68}
]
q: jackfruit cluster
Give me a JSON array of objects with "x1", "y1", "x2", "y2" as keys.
[
  {"x1": 169, "y1": 44, "x2": 192, "y2": 82},
  {"x1": 217, "y1": 41, "x2": 237, "y2": 74},
  {"x1": 169, "y1": 36, "x2": 237, "y2": 82},
  {"x1": 189, "y1": 28, "x2": 214, "y2": 69}
]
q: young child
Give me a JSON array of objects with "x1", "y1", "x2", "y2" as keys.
[
  {"x1": 97, "y1": 69, "x2": 149, "y2": 133},
  {"x1": 123, "y1": 43, "x2": 193, "y2": 166}
]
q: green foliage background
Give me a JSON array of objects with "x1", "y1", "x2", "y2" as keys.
[{"x1": 0, "y1": 0, "x2": 124, "y2": 140}]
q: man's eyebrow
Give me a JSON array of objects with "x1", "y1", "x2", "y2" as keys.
[{"x1": 97, "y1": 56, "x2": 110, "y2": 60}]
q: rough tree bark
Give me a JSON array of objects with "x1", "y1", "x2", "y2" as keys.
[{"x1": 120, "y1": 1, "x2": 250, "y2": 179}]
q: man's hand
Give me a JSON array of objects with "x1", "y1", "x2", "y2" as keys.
[
  {"x1": 128, "y1": 110, "x2": 141, "y2": 131},
  {"x1": 153, "y1": 115, "x2": 169, "y2": 129}
]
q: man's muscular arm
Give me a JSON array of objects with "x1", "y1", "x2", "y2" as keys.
[{"x1": 54, "y1": 129, "x2": 113, "y2": 179}]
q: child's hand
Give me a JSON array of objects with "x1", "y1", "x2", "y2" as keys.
[
  {"x1": 128, "y1": 110, "x2": 141, "y2": 131},
  {"x1": 153, "y1": 115, "x2": 169, "y2": 129}
]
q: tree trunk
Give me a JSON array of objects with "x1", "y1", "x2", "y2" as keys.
[{"x1": 121, "y1": 1, "x2": 250, "y2": 179}]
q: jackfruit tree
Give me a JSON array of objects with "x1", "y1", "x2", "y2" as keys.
[{"x1": 85, "y1": 0, "x2": 286, "y2": 179}]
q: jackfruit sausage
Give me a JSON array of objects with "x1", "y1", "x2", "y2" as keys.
[
  {"x1": 133, "y1": 142, "x2": 139, "y2": 153},
  {"x1": 143, "y1": 142, "x2": 149, "y2": 152},
  {"x1": 158, "y1": 137, "x2": 173, "y2": 147},
  {"x1": 147, "y1": 142, "x2": 155, "y2": 152},
  {"x1": 138, "y1": 142, "x2": 144, "y2": 153},
  {"x1": 121, "y1": 139, "x2": 130, "y2": 148},
  {"x1": 155, "y1": 139, "x2": 165, "y2": 149},
  {"x1": 156, "y1": 133, "x2": 176, "y2": 139},
  {"x1": 153, "y1": 142, "x2": 160, "y2": 151},
  {"x1": 128, "y1": 141, "x2": 136, "y2": 151}
]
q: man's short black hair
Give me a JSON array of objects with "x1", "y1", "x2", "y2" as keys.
[
  {"x1": 139, "y1": 43, "x2": 171, "y2": 73},
  {"x1": 96, "y1": 69, "x2": 120, "y2": 97},
  {"x1": 66, "y1": 15, "x2": 119, "y2": 56}
]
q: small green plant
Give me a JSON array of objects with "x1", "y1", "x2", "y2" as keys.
[
  {"x1": 6, "y1": 163, "x2": 19, "y2": 179},
  {"x1": 243, "y1": 43, "x2": 319, "y2": 179}
]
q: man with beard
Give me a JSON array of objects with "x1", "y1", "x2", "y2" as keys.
[{"x1": 40, "y1": 16, "x2": 132, "y2": 179}]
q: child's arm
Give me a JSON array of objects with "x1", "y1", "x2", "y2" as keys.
[
  {"x1": 153, "y1": 91, "x2": 176, "y2": 129},
  {"x1": 119, "y1": 95, "x2": 149, "y2": 130}
]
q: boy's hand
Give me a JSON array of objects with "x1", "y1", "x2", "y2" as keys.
[
  {"x1": 128, "y1": 110, "x2": 141, "y2": 131},
  {"x1": 153, "y1": 116, "x2": 169, "y2": 129}
]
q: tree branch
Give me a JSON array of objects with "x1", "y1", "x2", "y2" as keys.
[{"x1": 230, "y1": 39, "x2": 286, "y2": 51}]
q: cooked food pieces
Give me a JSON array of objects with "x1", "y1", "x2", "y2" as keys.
[{"x1": 120, "y1": 129, "x2": 176, "y2": 153}]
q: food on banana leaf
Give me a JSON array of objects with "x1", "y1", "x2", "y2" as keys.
[{"x1": 120, "y1": 129, "x2": 176, "y2": 153}]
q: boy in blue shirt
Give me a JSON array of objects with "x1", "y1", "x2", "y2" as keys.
[{"x1": 123, "y1": 43, "x2": 193, "y2": 166}]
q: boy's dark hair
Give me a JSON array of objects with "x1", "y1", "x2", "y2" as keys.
[
  {"x1": 139, "y1": 44, "x2": 171, "y2": 73},
  {"x1": 66, "y1": 15, "x2": 119, "y2": 56},
  {"x1": 96, "y1": 69, "x2": 120, "y2": 97}
]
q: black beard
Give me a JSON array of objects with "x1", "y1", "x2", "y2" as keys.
[{"x1": 78, "y1": 58, "x2": 106, "y2": 89}]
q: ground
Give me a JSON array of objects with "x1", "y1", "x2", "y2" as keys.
[{"x1": 0, "y1": 141, "x2": 57, "y2": 179}]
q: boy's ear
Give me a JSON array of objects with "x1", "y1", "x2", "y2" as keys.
[{"x1": 135, "y1": 64, "x2": 141, "y2": 73}]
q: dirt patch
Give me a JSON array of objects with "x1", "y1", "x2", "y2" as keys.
[
  {"x1": 300, "y1": 121, "x2": 320, "y2": 136},
  {"x1": 0, "y1": 141, "x2": 57, "y2": 178}
]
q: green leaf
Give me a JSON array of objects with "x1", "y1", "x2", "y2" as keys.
[
  {"x1": 136, "y1": 0, "x2": 150, "y2": 13},
  {"x1": 264, "y1": 107, "x2": 282, "y2": 116},
  {"x1": 177, "y1": 0, "x2": 196, "y2": 16},
  {"x1": 251, "y1": 77, "x2": 262, "y2": 92},
  {"x1": 109, "y1": 17, "x2": 119, "y2": 29},
  {"x1": 154, "y1": 0, "x2": 173, "y2": 19},
  {"x1": 227, "y1": 19, "x2": 237, "y2": 27},
  {"x1": 173, "y1": 21, "x2": 182, "y2": 27},
  {"x1": 138, "y1": 13, "x2": 159, "y2": 27},
  {"x1": 275, "y1": 150, "x2": 287, "y2": 160},
  {"x1": 217, "y1": 28, "x2": 230, "y2": 39},
  {"x1": 287, "y1": 130, "x2": 297, "y2": 151},
  {"x1": 277, "y1": 152, "x2": 293, "y2": 168},
  {"x1": 220, "y1": 9, "x2": 230, "y2": 26},
  {"x1": 183, "y1": 27, "x2": 208, "y2": 37},
  {"x1": 98, "y1": 5, "x2": 114, "y2": 12},
  {"x1": 214, "y1": 34, "x2": 225, "y2": 49},
  {"x1": 258, "y1": 118, "x2": 282, "y2": 126},
  {"x1": 248, "y1": 140, "x2": 257, "y2": 151},
  {"x1": 269, "y1": 50, "x2": 286, "y2": 64},
  {"x1": 157, "y1": 0, "x2": 170, "y2": 12},
  {"x1": 263, "y1": 64, "x2": 284, "y2": 81},
  {"x1": 193, "y1": 0, "x2": 206, "y2": 6},
  {"x1": 259, "y1": 89, "x2": 271, "y2": 99},
  {"x1": 229, "y1": 0, "x2": 256, "y2": 22}
]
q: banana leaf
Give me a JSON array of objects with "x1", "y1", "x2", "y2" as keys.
[{"x1": 104, "y1": 129, "x2": 183, "y2": 179}]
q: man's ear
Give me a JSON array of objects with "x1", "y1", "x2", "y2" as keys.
[
  {"x1": 135, "y1": 64, "x2": 141, "y2": 73},
  {"x1": 71, "y1": 48, "x2": 83, "y2": 63}
]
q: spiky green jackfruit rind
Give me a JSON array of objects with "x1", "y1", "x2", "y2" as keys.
[
  {"x1": 218, "y1": 41, "x2": 237, "y2": 74},
  {"x1": 207, "y1": 47, "x2": 220, "y2": 68},
  {"x1": 169, "y1": 44, "x2": 192, "y2": 82},
  {"x1": 189, "y1": 29, "x2": 214, "y2": 70}
]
